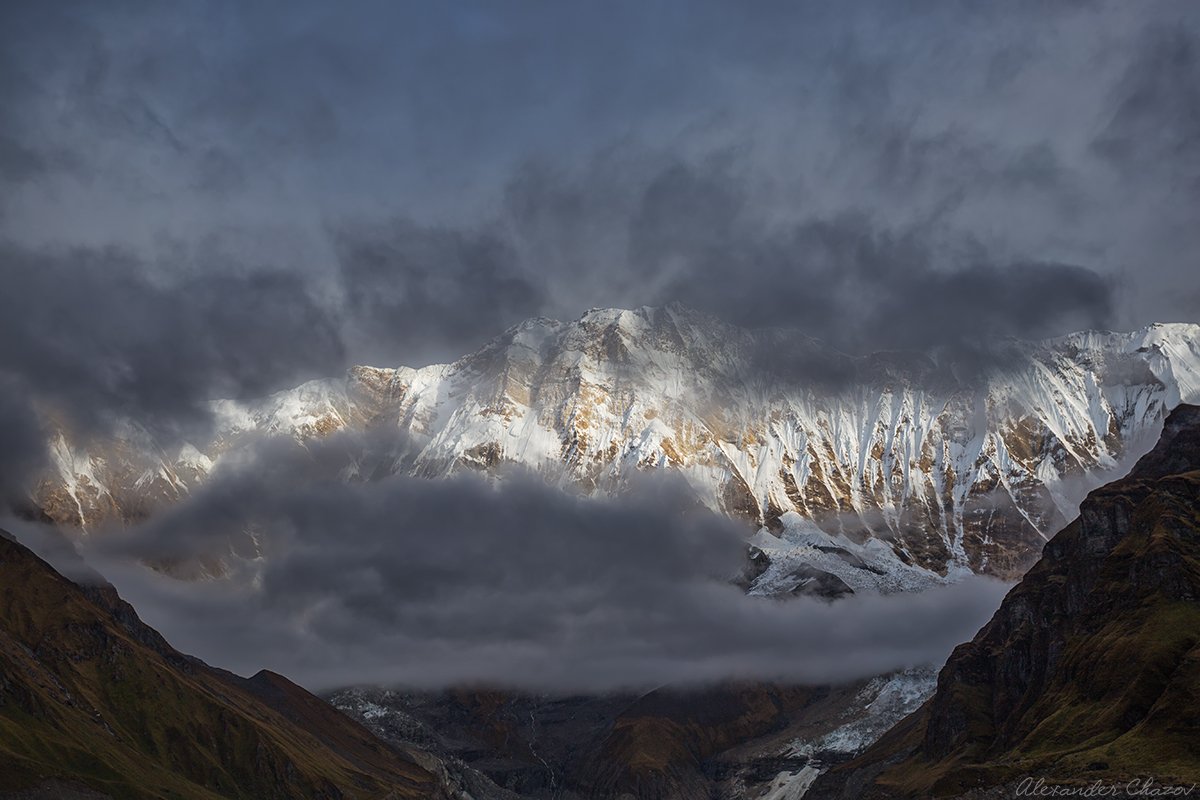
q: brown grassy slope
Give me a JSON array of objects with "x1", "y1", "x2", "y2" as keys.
[{"x1": 0, "y1": 532, "x2": 450, "y2": 799}]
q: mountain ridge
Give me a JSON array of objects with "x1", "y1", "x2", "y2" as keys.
[
  {"x1": 0, "y1": 528, "x2": 475, "y2": 799},
  {"x1": 31, "y1": 307, "x2": 1200, "y2": 589}
]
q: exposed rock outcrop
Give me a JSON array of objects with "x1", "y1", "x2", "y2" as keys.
[{"x1": 811, "y1": 404, "x2": 1200, "y2": 798}]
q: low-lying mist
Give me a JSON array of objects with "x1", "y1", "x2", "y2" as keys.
[{"x1": 8, "y1": 433, "x2": 1008, "y2": 693}]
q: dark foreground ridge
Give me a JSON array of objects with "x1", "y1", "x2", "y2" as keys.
[
  {"x1": 0, "y1": 529, "x2": 463, "y2": 799},
  {"x1": 811, "y1": 404, "x2": 1200, "y2": 798}
]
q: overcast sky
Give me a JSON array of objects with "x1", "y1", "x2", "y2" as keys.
[
  {"x1": 3, "y1": 0, "x2": 1198, "y2": 376},
  {"x1": 2, "y1": 1, "x2": 1198, "y2": 691}
]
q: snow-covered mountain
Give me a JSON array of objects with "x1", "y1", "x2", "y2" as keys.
[{"x1": 34, "y1": 305, "x2": 1200, "y2": 589}]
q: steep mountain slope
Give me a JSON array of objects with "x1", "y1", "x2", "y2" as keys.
[
  {"x1": 34, "y1": 307, "x2": 1200, "y2": 584},
  {"x1": 810, "y1": 403, "x2": 1200, "y2": 798},
  {"x1": 0, "y1": 531, "x2": 467, "y2": 800}
]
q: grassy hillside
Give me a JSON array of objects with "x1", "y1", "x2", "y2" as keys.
[{"x1": 0, "y1": 532, "x2": 448, "y2": 799}]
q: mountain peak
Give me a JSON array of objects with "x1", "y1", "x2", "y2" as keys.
[{"x1": 32, "y1": 314, "x2": 1200, "y2": 585}]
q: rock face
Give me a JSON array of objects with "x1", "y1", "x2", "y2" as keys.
[
  {"x1": 0, "y1": 530, "x2": 472, "y2": 799},
  {"x1": 810, "y1": 404, "x2": 1200, "y2": 798},
  {"x1": 34, "y1": 307, "x2": 1200, "y2": 582}
]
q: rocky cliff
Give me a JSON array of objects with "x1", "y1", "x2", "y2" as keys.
[{"x1": 810, "y1": 403, "x2": 1200, "y2": 798}]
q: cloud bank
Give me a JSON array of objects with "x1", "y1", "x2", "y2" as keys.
[
  {"x1": 11, "y1": 437, "x2": 1009, "y2": 692},
  {"x1": 0, "y1": 1, "x2": 1195, "y2": 464}
]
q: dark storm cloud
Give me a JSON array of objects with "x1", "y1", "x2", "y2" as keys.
[
  {"x1": 1094, "y1": 23, "x2": 1200, "y2": 190},
  {"x1": 0, "y1": 135, "x2": 47, "y2": 184},
  {"x1": 0, "y1": 243, "x2": 344, "y2": 440},
  {"x1": 333, "y1": 221, "x2": 545, "y2": 365},
  {"x1": 1, "y1": 0, "x2": 1195, "y2": 375},
  {"x1": 500, "y1": 156, "x2": 1116, "y2": 358},
  {"x1": 870, "y1": 260, "x2": 1115, "y2": 352},
  {"x1": 0, "y1": 2, "x2": 1191, "y2": 436},
  {"x1": 53, "y1": 436, "x2": 1008, "y2": 691},
  {"x1": 327, "y1": 143, "x2": 1113, "y2": 372},
  {"x1": 0, "y1": 378, "x2": 49, "y2": 502}
]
